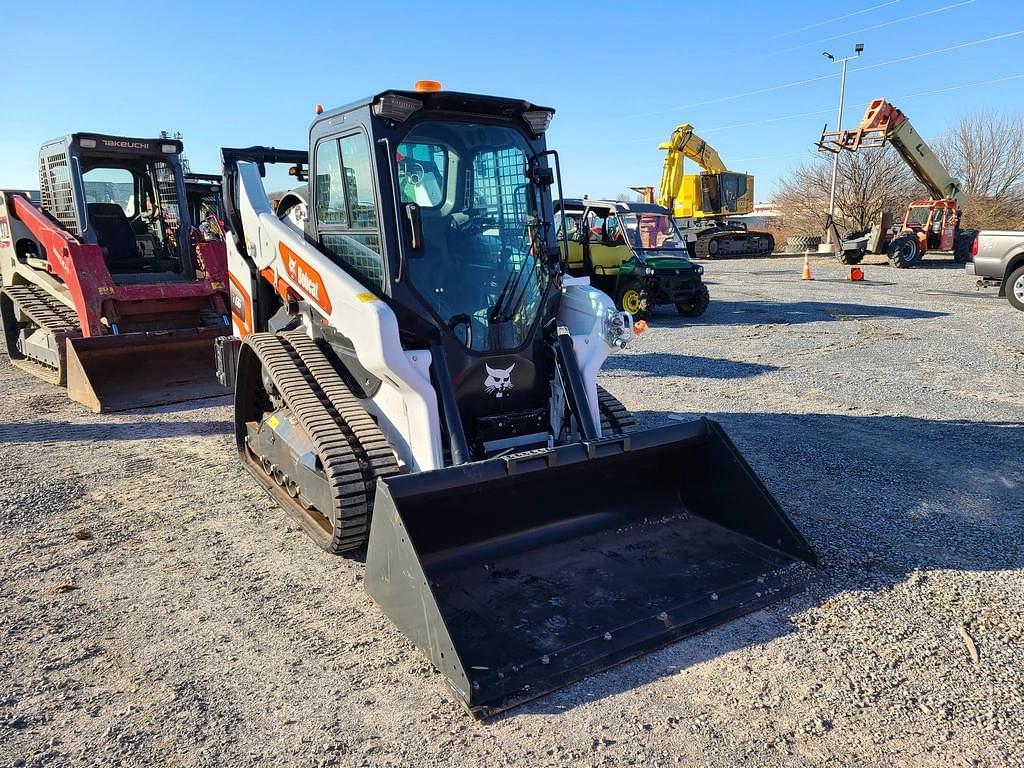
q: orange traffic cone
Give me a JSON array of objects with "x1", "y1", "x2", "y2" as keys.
[
  {"x1": 801, "y1": 251, "x2": 814, "y2": 280},
  {"x1": 849, "y1": 267, "x2": 865, "y2": 281}
]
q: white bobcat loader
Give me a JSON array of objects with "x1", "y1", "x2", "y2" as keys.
[{"x1": 215, "y1": 84, "x2": 818, "y2": 717}]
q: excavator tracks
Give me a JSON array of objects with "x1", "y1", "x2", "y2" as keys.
[
  {"x1": 0, "y1": 284, "x2": 80, "y2": 386},
  {"x1": 239, "y1": 331, "x2": 399, "y2": 554}
]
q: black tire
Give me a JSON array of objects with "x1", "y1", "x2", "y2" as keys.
[
  {"x1": 1007, "y1": 265, "x2": 1024, "y2": 312},
  {"x1": 954, "y1": 229, "x2": 978, "y2": 263},
  {"x1": 596, "y1": 385, "x2": 637, "y2": 434},
  {"x1": 676, "y1": 283, "x2": 710, "y2": 318},
  {"x1": 886, "y1": 234, "x2": 921, "y2": 268},
  {"x1": 616, "y1": 280, "x2": 649, "y2": 319},
  {"x1": 838, "y1": 249, "x2": 864, "y2": 265},
  {"x1": 786, "y1": 235, "x2": 822, "y2": 248}
]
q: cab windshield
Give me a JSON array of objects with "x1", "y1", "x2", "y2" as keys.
[
  {"x1": 397, "y1": 121, "x2": 551, "y2": 352},
  {"x1": 618, "y1": 212, "x2": 686, "y2": 250},
  {"x1": 906, "y1": 206, "x2": 932, "y2": 227}
]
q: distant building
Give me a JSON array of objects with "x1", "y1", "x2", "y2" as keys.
[{"x1": 732, "y1": 201, "x2": 783, "y2": 230}]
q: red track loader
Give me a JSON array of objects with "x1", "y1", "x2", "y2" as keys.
[{"x1": 0, "y1": 133, "x2": 230, "y2": 411}]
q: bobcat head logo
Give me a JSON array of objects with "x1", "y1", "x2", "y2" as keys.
[{"x1": 484, "y1": 363, "x2": 515, "y2": 398}]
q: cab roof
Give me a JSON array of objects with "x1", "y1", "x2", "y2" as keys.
[{"x1": 555, "y1": 198, "x2": 671, "y2": 216}]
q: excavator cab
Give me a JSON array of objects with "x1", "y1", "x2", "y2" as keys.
[{"x1": 220, "y1": 87, "x2": 817, "y2": 716}]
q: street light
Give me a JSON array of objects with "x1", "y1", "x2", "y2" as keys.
[{"x1": 823, "y1": 43, "x2": 863, "y2": 243}]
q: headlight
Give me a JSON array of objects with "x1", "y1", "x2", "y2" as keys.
[
  {"x1": 695, "y1": 264, "x2": 704, "y2": 275},
  {"x1": 645, "y1": 266, "x2": 655, "y2": 276},
  {"x1": 603, "y1": 308, "x2": 633, "y2": 349}
]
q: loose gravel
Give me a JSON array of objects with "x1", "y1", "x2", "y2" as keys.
[{"x1": 1, "y1": 252, "x2": 1021, "y2": 767}]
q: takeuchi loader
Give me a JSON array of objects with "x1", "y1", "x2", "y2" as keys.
[
  {"x1": 215, "y1": 82, "x2": 819, "y2": 717},
  {"x1": 0, "y1": 134, "x2": 231, "y2": 411}
]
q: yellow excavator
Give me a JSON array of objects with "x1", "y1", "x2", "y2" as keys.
[{"x1": 633, "y1": 124, "x2": 775, "y2": 258}]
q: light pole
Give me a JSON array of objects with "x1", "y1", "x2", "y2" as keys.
[{"x1": 823, "y1": 43, "x2": 863, "y2": 243}]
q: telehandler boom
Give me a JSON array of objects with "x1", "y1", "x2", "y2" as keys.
[
  {"x1": 819, "y1": 98, "x2": 975, "y2": 267},
  {"x1": 215, "y1": 84, "x2": 817, "y2": 716}
]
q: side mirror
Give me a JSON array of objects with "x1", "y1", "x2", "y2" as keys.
[
  {"x1": 403, "y1": 202, "x2": 422, "y2": 254},
  {"x1": 527, "y1": 165, "x2": 554, "y2": 187}
]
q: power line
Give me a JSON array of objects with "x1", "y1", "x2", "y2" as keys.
[
  {"x1": 603, "y1": 73, "x2": 1024, "y2": 146},
  {"x1": 766, "y1": 0, "x2": 901, "y2": 40},
  {"x1": 773, "y1": 0, "x2": 975, "y2": 55},
  {"x1": 853, "y1": 29, "x2": 1024, "y2": 72},
  {"x1": 612, "y1": 28, "x2": 1024, "y2": 121}
]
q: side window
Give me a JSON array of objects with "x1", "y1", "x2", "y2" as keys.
[
  {"x1": 316, "y1": 132, "x2": 385, "y2": 290},
  {"x1": 339, "y1": 134, "x2": 378, "y2": 228},
  {"x1": 314, "y1": 139, "x2": 348, "y2": 226}
]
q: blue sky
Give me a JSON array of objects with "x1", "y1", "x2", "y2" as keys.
[{"x1": 3, "y1": 0, "x2": 1022, "y2": 200}]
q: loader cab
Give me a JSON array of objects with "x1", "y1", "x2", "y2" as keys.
[
  {"x1": 39, "y1": 134, "x2": 196, "y2": 281},
  {"x1": 303, "y1": 89, "x2": 563, "y2": 457}
]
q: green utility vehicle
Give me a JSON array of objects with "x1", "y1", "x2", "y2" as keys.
[{"x1": 554, "y1": 198, "x2": 710, "y2": 319}]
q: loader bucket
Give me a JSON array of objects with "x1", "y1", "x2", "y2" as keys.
[
  {"x1": 65, "y1": 328, "x2": 229, "y2": 413},
  {"x1": 365, "y1": 419, "x2": 819, "y2": 717}
]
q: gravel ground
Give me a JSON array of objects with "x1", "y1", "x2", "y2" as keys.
[{"x1": 1, "y1": 252, "x2": 1022, "y2": 768}]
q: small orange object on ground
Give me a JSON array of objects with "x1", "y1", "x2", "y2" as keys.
[{"x1": 801, "y1": 252, "x2": 814, "y2": 281}]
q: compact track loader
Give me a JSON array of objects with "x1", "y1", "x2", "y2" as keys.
[
  {"x1": 217, "y1": 84, "x2": 818, "y2": 716},
  {"x1": 0, "y1": 134, "x2": 230, "y2": 411}
]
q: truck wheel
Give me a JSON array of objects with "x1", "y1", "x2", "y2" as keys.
[
  {"x1": 617, "y1": 280, "x2": 649, "y2": 319},
  {"x1": 1007, "y1": 265, "x2": 1024, "y2": 311},
  {"x1": 886, "y1": 235, "x2": 920, "y2": 268},
  {"x1": 676, "y1": 283, "x2": 710, "y2": 318}
]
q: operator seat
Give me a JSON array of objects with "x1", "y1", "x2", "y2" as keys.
[{"x1": 87, "y1": 203, "x2": 140, "y2": 267}]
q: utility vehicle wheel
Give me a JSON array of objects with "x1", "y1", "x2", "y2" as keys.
[
  {"x1": 1007, "y1": 265, "x2": 1024, "y2": 312},
  {"x1": 838, "y1": 250, "x2": 864, "y2": 265},
  {"x1": 676, "y1": 283, "x2": 710, "y2": 318},
  {"x1": 886, "y1": 235, "x2": 921, "y2": 268},
  {"x1": 617, "y1": 281, "x2": 649, "y2": 318}
]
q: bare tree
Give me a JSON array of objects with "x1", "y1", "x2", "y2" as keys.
[
  {"x1": 935, "y1": 111, "x2": 1024, "y2": 230},
  {"x1": 776, "y1": 148, "x2": 922, "y2": 236}
]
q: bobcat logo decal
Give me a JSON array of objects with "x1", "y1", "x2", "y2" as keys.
[{"x1": 484, "y1": 363, "x2": 515, "y2": 398}]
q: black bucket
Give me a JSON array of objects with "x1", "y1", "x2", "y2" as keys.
[{"x1": 365, "y1": 419, "x2": 818, "y2": 717}]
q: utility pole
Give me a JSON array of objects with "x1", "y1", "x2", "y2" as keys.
[{"x1": 823, "y1": 43, "x2": 863, "y2": 244}]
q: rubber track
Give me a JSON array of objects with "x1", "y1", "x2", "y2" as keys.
[
  {"x1": 597, "y1": 385, "x2": 636, "y2": 434},
  {"x1": 1, "y1": 284, "x2": 80, "y2": 385},
  {"x1": 245, "y1": 333, "x2": 369, "y2": 552},
  {"x1": 281, "y1": 330, "x2": 400, "y2": 502}
]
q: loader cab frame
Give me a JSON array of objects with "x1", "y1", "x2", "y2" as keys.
[
  {"x1": 261, "y1": 90, "x2": 565, "y2": 458},
  {"x1": 39, "y1": 134, "x2": 197, "y2": 280}
]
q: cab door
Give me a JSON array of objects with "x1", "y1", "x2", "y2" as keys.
[{"x1": 586, "y1": 210, "x2": 631, "y2": 276}]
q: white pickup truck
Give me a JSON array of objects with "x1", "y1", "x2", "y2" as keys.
[{"x1": 967, "y1": 231, "x2": 1024, "y2": 311}]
